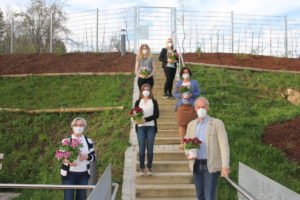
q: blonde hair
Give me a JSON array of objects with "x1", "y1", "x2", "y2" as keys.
[
  {"x1": 71, "y1": 117, "x2": 87, "y2": 128},
  {"x1": 165, "y1": 38, "x2": 173, "y2": 49},
  {"x1": 136, "y1": 44, "x2": 152, "y2": 61}
]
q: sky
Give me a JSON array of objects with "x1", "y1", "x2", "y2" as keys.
[{"x1": 1, "y1": 0, "x2": 300, "y2": 19}]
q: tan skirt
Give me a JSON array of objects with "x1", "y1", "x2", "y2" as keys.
[{"x1": 176, "y1": 104, "x2": 197, "y2": 126}]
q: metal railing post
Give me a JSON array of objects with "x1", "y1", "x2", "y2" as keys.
[
  {"x1": 134, "y1": 7, "x2": 138, "y2": 52},
  {"x1": 96, "y1": 8, "x2": 99, "y2": 52},
  {"x1": 284, "y1": 15, "x2": 288, "y2": 57},
  {"x1": 49, "y1": 12, "x2": 53, "y2": 53},
  {"x1": 231, "y1": 11, "x2": 234, "y2": 53},
  {"x1": 10, "y1": 17, "x2": 13, "y2": 54}
]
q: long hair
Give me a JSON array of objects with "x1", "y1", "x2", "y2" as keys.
[
  {"x1": 139, "y1": 83, "x2": 154, "y2": 99},
  {"x1": 136, "y1": 44, "x2": 152, "y2": 61},
  {"x1": 165, "y1": 38, "x2": 174, "y2": 49}
]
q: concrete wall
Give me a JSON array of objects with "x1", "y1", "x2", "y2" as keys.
[{"x1": 238, "y1": 162, "x2": 300, "y2": 200}]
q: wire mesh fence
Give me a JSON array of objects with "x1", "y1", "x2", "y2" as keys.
[{"x1": 2, "y1": 6, "x2": 300, "y2": 58}]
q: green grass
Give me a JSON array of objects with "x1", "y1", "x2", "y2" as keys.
[
  {"x1": 190, "y1": 65, "x2": 300, "y2": 199},
  {"x1": 0, "y1": 75, "x2": 131, "y2": 109},
  {"x1": 0, "y1": 75, "x2": 133, "y2": 199}
]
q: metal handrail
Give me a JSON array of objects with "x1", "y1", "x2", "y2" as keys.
[
  {"x1": 0, "y1": 183, "x2": 95, "y2": 189},
  {"x1": 0, "y1": 182, "x2": 119, "y2": 200},
  {"x1": 223, "y1": 176, "x2": 258, "y2": 200},
  {"x1": 111, "y1": 183, "x2": 119, "y2": 200}
]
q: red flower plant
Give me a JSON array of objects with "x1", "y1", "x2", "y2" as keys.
[
  {"x1": 129, "y1": 107, "x2": 144, "y2": 124},
  {"x1": 183, "y1": 137, "x2": 202, "y2": 150}
]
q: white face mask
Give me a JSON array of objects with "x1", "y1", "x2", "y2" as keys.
[
  {"x1": 197, "y1": 108, "x2": 207, "y2": 119},
  {"x1": 142, "y1": 90, "x2": 150, "y2": 97},
  {"x1": 142, "y1": 49, "x2": 148, "y2": 55},
  {"x1": 72, "y1": 126, "x2": 85, "y2": 135},
  {"x1": 167, "y1": 42, "x2": 173, "y2": 48},
  {"x1": 182, "y1": 73, "x2": 190, "y2": 80}
]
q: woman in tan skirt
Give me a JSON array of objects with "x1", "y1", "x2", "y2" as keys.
[{"x1": 174, "y1": 67, "x2": 200, "y2": 149}]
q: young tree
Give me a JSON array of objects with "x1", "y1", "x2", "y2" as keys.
[
  {"x1": 0, "y1": 9, "x2": 4, "y2": 40},
  {"x1": 20, "y1": 0, "x2": 69, "y2": 53}
]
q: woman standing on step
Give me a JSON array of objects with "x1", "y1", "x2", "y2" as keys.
[
  {"x1": 134, "y1": 83, "x2": 159, "y2": 176},
  {"x1": 159, "y1": 38, "x2": 178, "y2": 98},
  {"x1": 60, "y1": 117, "x2": 96, "y2": 200},
  {"x1": 174, "y1": 67, "x2": 200, "y2": 149},
  {"x1": 135, "y1": 44, "x2": 155, "y2": 89}
]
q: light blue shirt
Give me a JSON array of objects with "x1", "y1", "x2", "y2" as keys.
[{"x1": 195, "y1": 116, "x2": 210, "y2": 159}]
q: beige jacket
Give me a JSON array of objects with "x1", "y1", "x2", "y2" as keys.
[{"x1": 186, "y1": 117, "x2": 230, "y2": 173}]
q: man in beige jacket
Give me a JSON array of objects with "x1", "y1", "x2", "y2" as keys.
[{"x1": 185, "y1": 97, "x2": 230, "y2": 200}]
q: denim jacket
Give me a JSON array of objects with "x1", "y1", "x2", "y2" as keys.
[{"x1": 174, "y1": 79, "x2": 201, "y2": 110}]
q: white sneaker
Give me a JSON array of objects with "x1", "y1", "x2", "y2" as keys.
[
  {"x1": 139, "y1": 169, "x2": 146, "y2": 176},
  {"x1": 145, "y1": 168, "x2": 152, "y2": 176}
]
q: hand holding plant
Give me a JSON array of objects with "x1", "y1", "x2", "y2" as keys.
[
  {"x1": 139, "y1": 67, "x2": 150, "y2": 79},
  {"x1": 55, "y1": 138, "x2": 83, "y2": 163},
  {"x1": 129, "y1": 107, "x2": 144, "y2": 124}
]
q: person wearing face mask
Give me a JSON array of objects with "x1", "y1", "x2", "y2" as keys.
[
  {"x1": 174, "y1": 67, "x2": 200, "y2": 149},
  {"x1": 133, "y1": 83, "x2": 159, "y2": 176},
  {"x1": 135, "y1": 44, "x2": 155, "y2": 89},
  {"x1": 159, "y1": 38, "x2": 178, "y2": 98},
  {"x1": 60, "y1": 117, "x2": 96, "y2": 200},
  {"x1": 185, "y1": 97, "x2": 230, "y2": 200}
]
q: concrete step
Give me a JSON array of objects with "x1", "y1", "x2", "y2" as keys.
[
  {"x1": 159, "y1": 109, "x2": 177, "y2": 116},
  {"x1": 136, "y1": 172, "x2": 193, "y2": 184},
  {"x1": 151, "y1": 151, "x2": 186, "y2": 161},
  {"x1": 157, "y1": 130, "x2": 178, "y2": 137},
  {"x1": 158, "y1": 122, "x2": 177, "y2": 129},
  {"x1": 157, "y1": 116, "x2": 177, "y2": 122},
  {"x1": 155, "y1": 137, "x2": 179, "y2": 145},
  {"x1": 136, "y1": 198, "x2": 195, "y2": 200},
  {"x1": 136, "y1": 161, "x2": 190, "y2": 172},
  {"x1": 136, "y1": 184, "x2": 196, "y2": 198}
]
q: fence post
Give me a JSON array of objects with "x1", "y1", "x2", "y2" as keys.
[
  {"x1": 10, "y1": 17, "x2": 13, "y2": 54},
  {"x1": 172, "y1": 7, "x2": 177, "y2": 47},
  {"x1": 0, "y1": 153, "x2": 3, "y2": 170},
  {"x1": 121, "y1": 29, "x2": 126, "y2": 56},
  {"x1": 231, "y1": 11, "x2": 234, "y2": 53},
  {"x1": 50, "y1": 12, "x2": 53, "y2": 53},
  {"x1": 284, "y1": 15, "x2": 288, "y2": 57},
  {"x1": 134, "y1": 7, "x2": 139, "y2": 53},
  {"x1": 96, "y1": 8, "x2": 99, "y2": 52}
]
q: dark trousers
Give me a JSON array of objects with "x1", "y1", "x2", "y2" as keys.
[
  {"x1": 163, "y1": 67, "x2": 176, "y2": 96},
  {"x1": 138, "y1": 76, "x2": 154, "y2": 90},
  {"x1": 193, "y1": 159, "x2": 220, "y2": 200},
  {"x1": 62, "y1": 171, "x2": 89, "y2": 200}
]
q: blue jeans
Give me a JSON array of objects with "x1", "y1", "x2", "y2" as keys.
[
  {"x1": 137, "y1": 126, "x2": 156, "y2": 169},
  {"x1": 193, "y1": 160, "x2": 220, "y2": 200},
  {"x1": 62, "y1": 171, "x2": 89, "y2": 200}
]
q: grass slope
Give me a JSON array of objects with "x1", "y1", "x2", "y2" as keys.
[
  {"x1": 190, "y1": 65, "x2": 300, "y2": 199},
  {"x1": 0, "y1": 75, "x2": 133, "y2": 199}
]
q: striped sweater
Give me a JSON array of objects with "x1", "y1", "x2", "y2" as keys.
[{"x1": 60, "y1": 136, "x2": 96, "y2": 177}]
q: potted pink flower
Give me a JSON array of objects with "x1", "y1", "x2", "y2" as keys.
[{"x1": 55, "y1": 138, "x2": 83, "y2": 163}]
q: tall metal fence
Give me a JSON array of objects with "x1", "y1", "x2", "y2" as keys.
[{"x1": 4, "y1": 6, "x2": 300, "y2": 57}]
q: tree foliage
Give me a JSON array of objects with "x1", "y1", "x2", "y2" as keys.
[{"x1": 19, "y1": 0, "x2": 69, "y2": 53}]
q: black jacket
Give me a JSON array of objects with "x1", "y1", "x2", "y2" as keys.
[
  {"x1": 159, "y1": 48, "x2": 178, "y2": 68},
  {"x1": 134, "y1": 98, "x2": 159, "y2": 133}
]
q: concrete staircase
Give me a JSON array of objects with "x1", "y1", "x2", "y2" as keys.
[{"x1": 135, "y1": 55, "x2": 196, "y2": 199}]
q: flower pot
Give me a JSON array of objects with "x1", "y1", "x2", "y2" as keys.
[
  {"x1": 187, "y1": 148, "x2": 198, "y2": 159},
  {"x1": 134, "y1": 118, "x2": 143, "y2": 124},
  {"x1": 182, "y1": 92, "x2": 189, "y2": 98}
]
